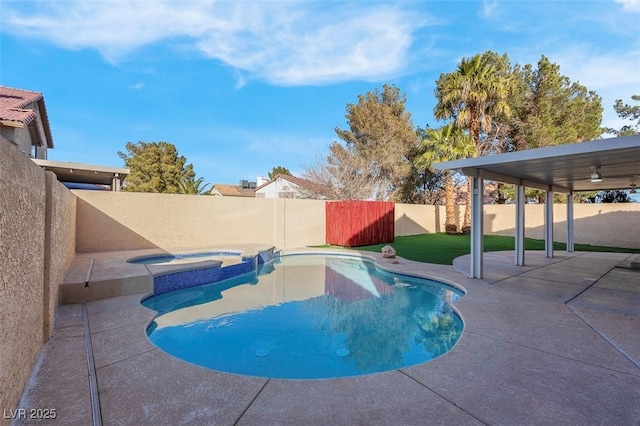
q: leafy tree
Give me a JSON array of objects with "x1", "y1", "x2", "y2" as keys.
[
  {"x1": 434, "y1": 52, "x2": 512, "y2": 229},
  {"x1": 505, "y1": 55, "x2": 603, "y2": 150},
  {"x1": 118, "y1": 141, "x2": 195, "y2": 193},
  {"x1": 493, "y1": 184, "x2": 592, "y2": 204},
  {"x1": 586, "y1": 190, "x2": 632, "y2": 203},
  {"x1": 488, "y1": 55, "x2": 603, "y2": 203},
  {"x1": 605, "y1": 95, "x2": 640, "y2": 136},
  {"x1": 268, "y1": 166, "x2": 292, "y2": 180},
  {"x1": 388, "y1": 126, "x2": 443, "y2": 205},
  {"x1": 397, "y1": 164, "x2": 444, "y2": 205},
  {"x1": 334, "y1": 84, "x2": 420, "y2": 201},
  {"x1": 178, "y1": 176, "x2": 210, "y2": 195},
  {"x1": 416, "y1": 123, "x2": 475, "y2": 233}
]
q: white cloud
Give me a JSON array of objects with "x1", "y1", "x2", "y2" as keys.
[
  {"x1": 553, "y1": 47, "x2": 640, "y2": 130},
  {"x1": 1, "y1": 1, "x2": 425, "y2": 86},
  {"x1": 614, "y1": 0, "x2": 640, "y2": 12},
  {"x1": 198, "y1": 5, "x2": 419, "y2": 86},
  {"x1": 481, "y1": 0, "x2": 499, "y2": 18},
  {"x1": 128, "y1": 82, "x2": 145, "y2": 90}
]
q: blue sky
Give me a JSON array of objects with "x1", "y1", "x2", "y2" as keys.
[{"x1": 1, "y1": 0, "x2": 639, "y2": 186}]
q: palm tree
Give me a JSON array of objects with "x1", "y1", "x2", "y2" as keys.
[
  {"x1": 416, "y1": 124, "x2": 475, "y2": 234},
  {"x1": 434, "y1": 52, "x2": 512, "y2": 231},
  {"x1": 178, "y1": 176, "x2": 210, "y2": 195}
]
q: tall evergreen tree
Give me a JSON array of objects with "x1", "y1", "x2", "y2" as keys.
[
  {"x1": 506, "y1": 55, "x2": 603, "y2": 149},
  {"x1": 493, "y1": 55, "x2": 603, "y2": 203},
  {"x1": 118, "y1": 141, "x2": 195, "y2": 193},
  {"x1": 268, "y1": 166, "x2": 292, "y2": 179},
  {"x1": 334, "y1": 84, "x2": 419, "y2": 201},
  {"x1": 399, "y1": 127, "x2": 445, "y2": 205},
  {"x1": 606, "y1": 95, "x2": 640, "y2": 136}
]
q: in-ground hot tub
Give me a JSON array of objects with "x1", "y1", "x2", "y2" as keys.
[{"x1": 127, "y1": 251, "x2": 244, "y2": 266}]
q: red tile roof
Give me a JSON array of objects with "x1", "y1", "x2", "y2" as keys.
[
  {"x1": 0, "y1": 86, "x2": 54, "y2": 148},
  {"x1": 0, "y1": 86, "x2": 43, "y2": 126}
]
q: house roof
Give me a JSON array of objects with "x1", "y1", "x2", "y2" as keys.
[
  {"x1": 0, "y1": 86, "x2": 54, "y2": 148},
  {"x1": 254, "y1": 174, "x2": 327, "y2": 195},
  {"x1": 434, "y1": 135, "x2": 640, "y2": 193},
  {"x1": 211, "y1": 184, "x2": 256, "y2": 197}
]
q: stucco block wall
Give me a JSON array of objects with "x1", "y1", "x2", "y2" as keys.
[
  {"x1": 396, "y1": 203, "x2": 639, "y2": 249},
  {"x1": 76, "y1": 193, "x2": 639, "y2": 252},
  {"x1": 567, "y1": 204, "x2": 640, "y2": 248},
  {"x1": 0, "y1": 139, "x2": 76, "y2": 418},
  {"x1": 484, "y1": 203, "x2": 640, "y2": 249},
  {"x1": 43, "y1": 173, "x2": 77, "y2": 338},
  {"x1": 277, "y1": 199, "x2": 326, "y2": 248},
  {"x1": 0, "y1": 139, "x2": 45, "y2": 417},
  {"x1": 74, "y1": 192, "x2": 326, "y2": 252},
  {"x1": 395, "y1": 204, "x2": 456, "y2": 235}
]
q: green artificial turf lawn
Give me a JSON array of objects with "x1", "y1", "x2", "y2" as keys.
[{"x1": 319, "y1": 233, "x2": 640, "y2": 265}]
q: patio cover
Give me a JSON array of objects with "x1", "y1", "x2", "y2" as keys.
[
  {"x1": 434, "y1": 135, "x2": 640, "y2": 278},
  {"x1": 32, "y1": 159, "x2": 129, "y2": 191}
]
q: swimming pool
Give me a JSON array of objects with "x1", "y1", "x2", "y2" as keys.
[{"x1": 142, "y1": 253, "x2": 464, "y2": 379}]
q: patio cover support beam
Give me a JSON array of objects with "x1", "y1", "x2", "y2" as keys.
[
  {"x1": 567, "y1": 191, "x2": 574, "y2": 252},
  {"x1": 461, "y1": 168, "x2": 521, "y2": 186},
  {"x1": 112, "y1": 173, "x2": 121, "y2": 192},
  {"x1": 515, "y1": 183, "x2": 525, "y2": 266},
  {"x1": 456, "y1": 168, "x2": 571, "y2": 194},
  {"x1": 470, "y1": 175, "x2": 484, "y2": 278},
  {"x1": 545, "y1": 188, "x2": 554, "y2": 258},
  {"x1": 523, "y1": 180, "x2": 570, "y2": 194}
]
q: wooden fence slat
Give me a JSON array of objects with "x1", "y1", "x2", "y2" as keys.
[{"x1": 325, "y1": 201, "x2": 395, "y2": 247}]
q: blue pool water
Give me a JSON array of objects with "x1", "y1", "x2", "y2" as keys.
[{"x1": 143, "y1": 254, "x2": 464, "y2": 379}]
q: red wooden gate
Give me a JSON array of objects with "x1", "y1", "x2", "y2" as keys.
[{"x1": 325, "y1": 201, "x2": 395, "y2": 247}]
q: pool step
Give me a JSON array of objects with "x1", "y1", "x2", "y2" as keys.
[
  {"x1": 60, "y1": 275, "x2": 153, "y2": 304},
  {"x1": 60, "y1": 246, "x2": 279, "y2": 304},
  {"x1": 60, "y1": 252, "x2": 154, "y2": 304}
]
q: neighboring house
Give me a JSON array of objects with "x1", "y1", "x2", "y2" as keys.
[
  {"x1": 1, "y1": 85, "x2": 129, "y2": 191},
  {"x1": 254, "y1": 174, "x2": 326, "y2": 199},
  {"x1": 0, "y1": 86, "x2": 53, "y2": 159},
  {"x1": 210, "y1": 181, "x2": 257, "y2": 197}
]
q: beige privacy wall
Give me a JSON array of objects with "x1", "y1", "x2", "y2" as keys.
[
  {"x1": 483, "y1": 203, "x2": 640, "y2": 249},
  {"x1": 0, "y1": 138, "x2": 76, "y2": 420},
  {"x1": 74, "y1": 191, "x2": 326, "y2": 252},
  {"x1": 395, "y1": 203, "x2": 640, "y2": 249},
  {"x1": 43, "y1": 173, "x2": 76, "y2": 338},
  {"x1": 75, "y1": 193, "x2": 639, "y2": 253}
]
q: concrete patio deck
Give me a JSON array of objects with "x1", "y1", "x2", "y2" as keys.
[{"x1": 13, "y1": 250, "x2": 640, "y2": 425}]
